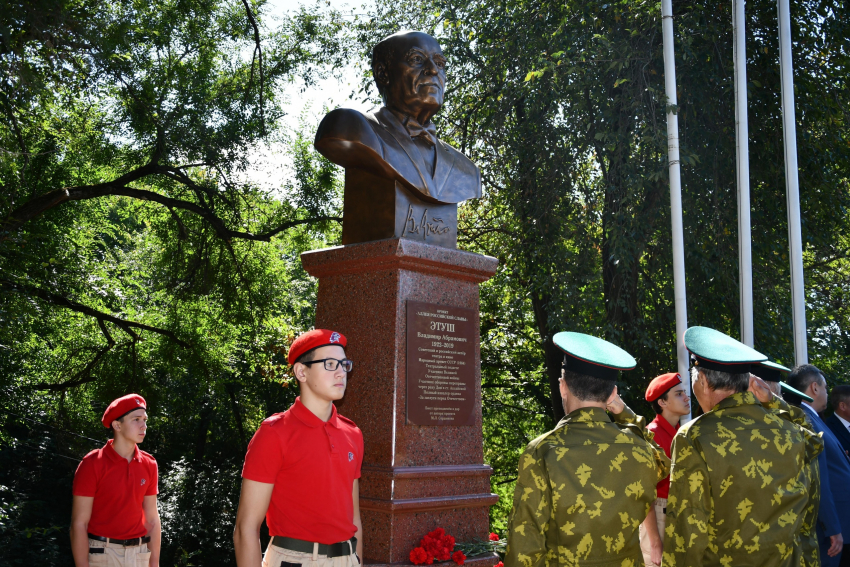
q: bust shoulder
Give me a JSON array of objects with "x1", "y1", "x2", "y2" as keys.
[
  {"x1": 315, "y1": 108, "x2": 382, "y2": 148},
  {"x1": 314, "y1": 108, "x2": 387, "y2": 172}
]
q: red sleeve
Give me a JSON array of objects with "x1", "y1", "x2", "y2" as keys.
[
  {"x1": 146, "y1": 459, "x2": 159, "y2": 496},
  {"x1": 242, "y1": 421, "x2": 284, "y2": 484},
  {"x1": 72, "y1": 453, "x2": 98, "y2": 497},
  {"x1": 355, "y1": 431, "x2": 364, "y2": 480}
]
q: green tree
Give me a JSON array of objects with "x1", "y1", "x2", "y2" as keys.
[
  {"x1": 0, "y1": 0, "x2": 347, "y2": 563},
  {"x1": 354, "y1": 0, "x2": 850, "y2": 530}
]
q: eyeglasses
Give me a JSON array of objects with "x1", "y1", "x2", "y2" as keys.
[{"x1": 302, "y1": 358, "x2": 353, "y2": 372}]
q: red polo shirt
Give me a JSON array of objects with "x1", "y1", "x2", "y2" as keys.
[
  {"x1": 646, "y1": 414, "x2": 679, "y2": 499},
  {"x1": 72, "y1": 440, "x2": 158, "y2": 539},
  {"x1": 242, "y1": 397, "x2": 363, "y2": 544}
]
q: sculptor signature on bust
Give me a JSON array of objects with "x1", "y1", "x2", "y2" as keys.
[{"x1": 314, "y1": 31, "x2": 481, "y2": 205}]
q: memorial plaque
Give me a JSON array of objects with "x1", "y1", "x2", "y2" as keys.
[{"x1": 406, "y1": 301, "x2": 477, "y2": 425}]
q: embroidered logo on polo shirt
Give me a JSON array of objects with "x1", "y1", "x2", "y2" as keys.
[
  {"x1": 348, "y1": 452, "x2": 354, "y2": 462},
  {"x1": 330, "y1": 332, "x2": 341, "y2": 344},
  {"x1": 141, "y1": 478, "x2": 146, "y2": 486}
]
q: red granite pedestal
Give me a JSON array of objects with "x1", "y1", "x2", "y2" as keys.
[{"x1": 301, "y1": 239, "x2": 500, "y2": 567}]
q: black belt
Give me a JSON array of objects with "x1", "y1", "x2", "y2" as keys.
[
  {"x1": 271, "y1": 536, "x2": 356, "y2": 558},
  {"x1": 88, "y1": 533, "x2": 151, "y2": 547}
]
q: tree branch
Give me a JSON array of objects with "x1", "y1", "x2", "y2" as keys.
[
  {"x1": 0, "y1": 280, "x2": 190, "y2": 348},
  {"x1": 1, "y1": 170, "x2": 341, "y2": 242},
  {"x1": 241, "y1": 0, "x2": 265, "y2": 134}
]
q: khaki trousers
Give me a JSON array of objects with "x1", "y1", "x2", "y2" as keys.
[
  {"x1": 87, "y1": 539, "x2": 151, "y2": 567},
  {"x1": 262, "y1": 542, "x2": 359, "y2": 567},
  {"x1": 639, "y1": 498, "x2": 667, "y2": 567}
]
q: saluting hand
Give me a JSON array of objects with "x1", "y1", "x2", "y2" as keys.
[
  {"x1": 747, "y1": 375, "x2": 774, "y2": 404},
  {"x1": 606, "y1": 394, "x2": 625, "y2": 415}
]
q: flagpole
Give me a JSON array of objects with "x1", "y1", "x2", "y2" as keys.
[
  {"x1": 733, "y1": 0, "x2": 755, "y2": 347},
  {"x1": 777, "y1": 0, "x2": 808, "y2": 365},
  {"x1": 660, "y1": 0, "x2": 691, "y2": 424}
]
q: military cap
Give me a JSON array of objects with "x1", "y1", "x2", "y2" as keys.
[
  {"x1": 683, "y1": 326, "x2": 767, "y2": 373},
  {"x1": 751, "y1": 360, "x2": 789, "y2": 382},
  {"x1": 645, "y1": 372, "x2": 682, "y2": 402},
  {"x1": 102, "y1": 394, "x2": 146, "y2": 428},
  {"x1": 553, "y1": 331, "x2": 636, "y2": 380},
  {"x1": 288, "y1": 329, "x2": 347, "y2": 365},
  {"x1": 779, "y1": 381, "x2": 814, "y2": 404}
]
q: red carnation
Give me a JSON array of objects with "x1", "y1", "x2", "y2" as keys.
[
  {"x1": 452, "y1": 551, "x2": 466, "y2": 565},
  {"x1": 489, "y1": 533, "x2": 500, "y2": 542},
  {"x1": 494, "y1": 562, "x2": 504, "y2": 567},
  {"x1": 410, "y1": 547, "x2": 429, "y2": 565}
]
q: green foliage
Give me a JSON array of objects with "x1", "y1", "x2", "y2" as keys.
[
  {"x1": 1, "y1": 0, "x2": 849, "y2": 560},
  {"x1": 354, "y1": 0, "x2": 850, "y2": 531},
  {"x1": 0, "y1": 0, "x2": 346, "y2": 563}
]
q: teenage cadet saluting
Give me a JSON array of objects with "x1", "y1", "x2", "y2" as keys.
[
  {"x1": 234, "y1": 329, "x2": 363, "y2": 567},
  {"x1": 504, "y1": 332, "x2": 670, "y2": 567},
  {"x1": 639, "y1": 372, "x2": 690, "y2": 567},
  {"x1": 663, "y1": 327, "x2": 823, "y2": 567},
  {"x1": 753, "y1": 360, "x2": 823, "y2": 567},
  {"x1": 70, "y1": 394, "x2": 161, "y2": 567}
]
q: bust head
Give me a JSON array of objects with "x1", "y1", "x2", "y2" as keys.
[{"x1": 372, "y1": 31, "x2": 446, "y2": 124}]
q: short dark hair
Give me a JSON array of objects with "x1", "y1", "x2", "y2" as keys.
[
  {"x1": 109, "y1": 415, "x2": 126, "y2": 433},
  {"x1": 295, "y1": 349, "x2": 317, "y2": 365},
  {"x1": 831, "y1": 384, "x2": 850, "y2": 411},
  {"x1": 650, "y1": 389, "x2": 673, "y2": 414},
  {"x1": 561, "y1": 368, "x2": 616, "y2": 403},
  {"x1": 787, "y1": 364, "x2": 825, "y2": 395}
]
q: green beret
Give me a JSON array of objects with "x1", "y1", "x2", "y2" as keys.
[
  {"x1": 553, "y1": 332, "x2": 636, "y2": 381},
  {"x1": 684, "y1": 326, "x2": 768, "y2": 374}
]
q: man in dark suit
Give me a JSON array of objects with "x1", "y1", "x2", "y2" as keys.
[
  {"x1": 314, "y1": 31, "x2": 481, "y2": 205},
  {"x1": 827, "y1": 385, "x2": 850, "y2": 457},
  {"x1": 789, "y1": 365, "x2": 850, "y2": 567}
]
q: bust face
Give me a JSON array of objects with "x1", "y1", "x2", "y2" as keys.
[{"x1": 380, "y1": 32, "x2": 446, "y2": 120}]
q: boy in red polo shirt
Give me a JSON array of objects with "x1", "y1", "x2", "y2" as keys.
[
  {"x1": 70, "y1": 394, "x2": 161, "y2": 567},
  {"x1": 234, "y1": 329, "x2": 363, "y2": 567},
  {"x1": 639, "y1": 373, "x2": 690, "y2": 567}
]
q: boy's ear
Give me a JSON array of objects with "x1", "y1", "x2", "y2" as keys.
[{"x1": 293, "y1": 362, "x2": 308, "y2": 384}]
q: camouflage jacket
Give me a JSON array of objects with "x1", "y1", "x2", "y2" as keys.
[
  {"x1": 663, "y1": 391, "x2": 824, "y2": 567},
  {"x1": 504, "y1": 405, "x2": 670, "y2": 567},
  {"x1": 763, "y1": 396, "x2": 823, "y2": 567}
]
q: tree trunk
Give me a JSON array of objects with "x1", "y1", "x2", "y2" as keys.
[{"x1": 530, "y1": 292, "x2": 566, "y2": 422}]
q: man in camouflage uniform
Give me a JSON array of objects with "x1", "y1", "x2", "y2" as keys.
[
  {"x1": 753, "y1": 361, "x2": 823, "y2": 567},
  {"x1": 663, "y1": 327, "x2": 823, "y2": 567},
  {"x1": 504, "y1": 332, "x2": 670, "y2": 567}
]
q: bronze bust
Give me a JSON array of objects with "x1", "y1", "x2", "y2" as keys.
[{"x1": 314, "y1": 31, "x2": 480, "y2": 248}]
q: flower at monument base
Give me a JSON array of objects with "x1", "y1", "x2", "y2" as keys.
[
  {"x1": 421, "y1": 528, "x2": 455, "y2": 562},
  {"x1": 488, "y1": 533, "x2": 499, "y2": 542},
  {"x1": 410, "y1": 546, "x2": 431, "y2": 565},
  {"x1": 451, "y1": 551, "x2": 466, "y2": 565},
  {"x1": 493, "y1": 561, "x2": 504, "y2": 567}
]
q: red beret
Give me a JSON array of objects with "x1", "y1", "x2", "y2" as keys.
[
  {"x1": 288, "y1": 329, "x2": 347, "y2": 365},
  {"x1": 102, "y1": 394, "x2": 147, "y2": 428},
  {"x1": 645, "y1": 372, "x2": 682, "y2": 402}
]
